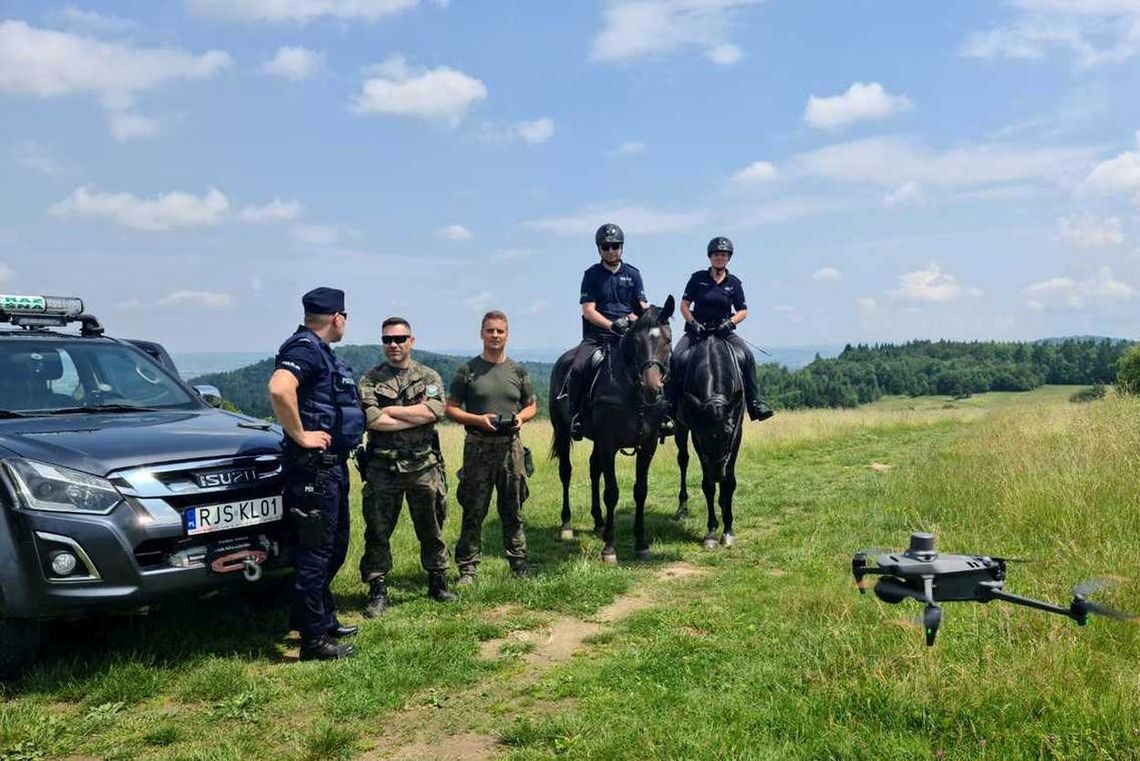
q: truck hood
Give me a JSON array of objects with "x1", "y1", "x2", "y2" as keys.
[{"x1": 0, "y1": 410, "x2": 283, "y2": 476}]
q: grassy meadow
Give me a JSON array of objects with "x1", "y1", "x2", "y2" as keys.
[{"x1": 2, "y1": 385, "x2": 1139, "y2": 759}]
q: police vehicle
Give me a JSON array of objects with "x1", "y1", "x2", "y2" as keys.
[{"x1": 0, "y1": 295, "x2": 287, "y2": 677}]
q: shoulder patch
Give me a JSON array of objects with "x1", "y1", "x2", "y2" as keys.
[{"x1": 425, "y1": 384, "x2": 441, "y2": 399}]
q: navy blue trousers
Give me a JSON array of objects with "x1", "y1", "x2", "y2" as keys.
[{"x1": 287, "y1": 462, "x2": 349, "y2": 641}]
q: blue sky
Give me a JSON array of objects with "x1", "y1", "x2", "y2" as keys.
[{"x1": 4, "y1": 0, "x2": 1140, "y2": 355}]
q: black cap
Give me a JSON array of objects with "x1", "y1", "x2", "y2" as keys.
[
  {"x1": 301, "y1": 287, "x2": 345, "y2": 315},
  {"x1": 707, "y1": 236, "x2": 734, "y2": 256},
  {"x1": 595, "y1": 223, "x2": 624, "y2": 246}
]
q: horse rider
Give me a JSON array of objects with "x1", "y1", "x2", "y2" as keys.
[
  {"x1": 668, "y1": 236, "x2": 774, "y2": 422},
  {"x1": 566, "y1": 222, "x2": 649, "y2": 439}
]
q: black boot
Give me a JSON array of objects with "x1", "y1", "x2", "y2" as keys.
[
  {"x1": 299, "y1": 636, "x2": 355, "y2": 661},
  {"x1": 748, "y1": 398, "x2": 774, "y2": 422},
  {"x1": 427, "y1": 571, "x2": 457, "y2": 602},
  {"x1": 509, "y1": 560, "x2": 532, "y2": 578},
  {"x1": 362, "y1": 578, "x2": 389, "y2": 619},
  {"x1": 328, "y1": 622, "x2": 359, "y2": 638}
]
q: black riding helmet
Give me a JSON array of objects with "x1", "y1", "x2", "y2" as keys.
[
  {"x1": 708, "y1": 236, "x2": 733, "y2": 256},
  {"x1": 596, "y1": 223, "x2": 624, "y2": 247}
]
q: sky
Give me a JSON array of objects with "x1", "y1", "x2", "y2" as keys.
[{"x1": 4, "y1": 0, "x2": 1140, "y2": 355}]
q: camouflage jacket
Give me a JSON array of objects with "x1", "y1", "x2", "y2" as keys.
[{"x1": 358, "y1": 360, "x2": 446, "y2": 461}]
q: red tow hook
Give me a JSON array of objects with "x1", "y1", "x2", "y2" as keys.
[{"x1": 210, "y1": 550, "x2": 268, "y2": 581}]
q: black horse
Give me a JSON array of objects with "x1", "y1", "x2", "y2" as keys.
[
  {"x1": 549, "y1": 297, "x2": 675, "y2": 563},
  {"x1": 672, "y1": 333, "x2": 744, "y2": 549}
]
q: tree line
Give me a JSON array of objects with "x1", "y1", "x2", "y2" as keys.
[
  {"x1": 756, "y1": 338, "x2": 1132, "y2": 410},
  {"x1": 191, "y1": 346, "x2": 554, "y2": 420}
]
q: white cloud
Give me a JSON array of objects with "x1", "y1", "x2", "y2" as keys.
[
  {"x1": 895, "y1": 262, "x2": 978, "y2": 302},
  {"x1": 731, "y1": 195, "x2": 866, "y2": 228},
  {"x1": 1077, "y1": 131, "x2": 1140, "y2": 195},
  {"x1": 811, "y1": 266, "x2": 842, "y2": 282},
  {"x1": 351, "y1": 55, "x2": 487, "y2": 126},
  {"x1": 156, "y1": 290, "x2": 233, "y2": 308},
  {"x1": 732, "y1": 160, "x2": 777, "y2": 183},
  {"x1": 461, "y1": 290, "x2": 494, "y2": 312},
  {"x1": 261, "y1": 46, "x2": 324, "y2": 81},
  {"x1": 292, "y1": 224, "x2": 341, "y2": 245},
  {"x1": 108, "y1": 111, "x2": 159, "y2": 141},
  {"x1": 1024, "y1": 266, "x2": 1134, "y2": 310},
  {"x1": 610, "y1": 140, "x2": 647, "y2": 157},
  {"x1": 13, "y1": 142, "x2": 62, "y2": 175},
  {"x1": 525, "y1": 204, "x2": 706, "y2": 236},
  {"x1": 513, "y1": 117, "x2": 555, "y2": 145},
  {"x1": 48, "y1": 187, "x2": 229, "y2": 231},
  {"x1": 705, "y1": 42, "x2": 743, "y2": 65},
  {"x1": 855, "y1": 296, "x2": 879, "y2": 313},
  {"x1": 803, "y1": 82, "x2": 913, "y2": 130},
  {"x1": 590, "y1": 0, "x2": 757, "y2": 64},
  {"x1": 794, "y1": 136, "x2": 1096, "y2": 189},
  {"x1": 240, "y1": 197, "x2": 304, "y2": 223},
  {"x1": 963, "y1": 0, "x2": 1140, "y2": 66},
  {"x1": 482, "y1": 117, "x2": 556, "y2": 145},
  {"x1": 437, "y1": 224, "x2": 473, "y2": 241},
  {"x1": 190, "y1": 0, "x2": 422, "y2": 23},
  {"x1": 1056, "y1": 213, "x2": 1125, "y2": 247},
  {"x1": 49, "y1": 7, "x2": 137, "y2": 35},
  {"x1": 884, "y1": 181, "x2": 925, "y2": 207},
  {"x1": 0, "y1": 21, "x2": 231, "y2": 140}
]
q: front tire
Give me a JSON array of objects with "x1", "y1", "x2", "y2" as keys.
[{"x1": 0, "y1": 616, "x2": 42, "y2": 680}]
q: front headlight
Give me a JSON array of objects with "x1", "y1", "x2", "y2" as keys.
[{"x1": 3, "y1": 459, "x2": 122, "y2": 514}]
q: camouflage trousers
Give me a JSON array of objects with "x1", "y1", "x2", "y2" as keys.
[
  {"x1": 455, "y1": 434, "x2": 529, "y2": 574},
  {"x1": 359, "y1": 459, "x2": 449, "y2": 581}
]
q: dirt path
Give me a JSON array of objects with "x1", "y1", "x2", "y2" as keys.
[{"x1": 358, "y1": 561, "x2": 708, "y2": 760}]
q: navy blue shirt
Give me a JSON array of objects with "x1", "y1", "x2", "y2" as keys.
[
  {"x1": 275, "y1": 326, "x2": 365, "y2": 453},
  {"x1": 682, "y1": 269, "x2": 747, "y2": 325},
  {"x1": 275, "y1": 326, "x2": 327, "y2": 389},
  {"x1": 580, "y1": 262, "x2": 647, "y2": 339}
]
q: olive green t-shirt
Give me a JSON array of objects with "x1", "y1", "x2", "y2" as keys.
[{"x1": 449, "y1": 357, "x2": 536, "y2": 431}]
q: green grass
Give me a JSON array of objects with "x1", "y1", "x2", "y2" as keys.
[{"x1": 2, "y1": 386, "x2": 1137, "y2": 759}]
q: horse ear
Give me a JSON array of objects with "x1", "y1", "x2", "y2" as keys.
[
  {"x1": 661, "y1": 295, "x2": 675, "y2": 321},
  {"x1": 631, "y1": 299, "x2": 645, "y2": 317}
]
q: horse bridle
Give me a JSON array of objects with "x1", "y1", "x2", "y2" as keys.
[{"x1": 615, "y1": 326, "x2": 670, "y2": 456}]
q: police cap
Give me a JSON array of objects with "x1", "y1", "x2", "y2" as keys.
[{"x1": 301, "y1": 287, "x2": 345, "y2": 315}]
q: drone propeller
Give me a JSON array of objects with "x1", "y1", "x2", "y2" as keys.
[{"x1": 1071, "y1": 579, "x2": 1137, "y2": 623}]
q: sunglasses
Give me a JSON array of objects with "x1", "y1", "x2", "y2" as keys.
[
  {"x1": 381, "y1": 334, "x2": 411, "y2": 345},
  {"x1": 337, "y1": 311, "x2": 348, "y2": 318},
  {"x1": 600, "y1": 244, "x2": 622, "y2": 252}
]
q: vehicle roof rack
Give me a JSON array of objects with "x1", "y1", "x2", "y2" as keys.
[{"x1": 0, "y1": 295, "x2": 104, "y2": 336}]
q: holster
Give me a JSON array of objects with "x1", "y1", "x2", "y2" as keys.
[{"x1": 353, "y1": 445, "x2": 371, "y2": 480}]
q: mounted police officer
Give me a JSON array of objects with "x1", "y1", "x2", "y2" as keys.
[
  {"x1": 268, "y1": 287, "x2": 364, "y2": 661},
  {"x1": 357, "y1": 317, "x2": 455, "y2": 616},
  {"x1": 669, "y1": 237, "x2": 773, "y2": 422},
  {"x1": 565, "y1": 223, "x2": 649, "y2": 439},
  {"x1": 445, "y1": 310, "x2": 538, "y2": 584}
]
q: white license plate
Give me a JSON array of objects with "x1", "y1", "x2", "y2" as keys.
[{"x1": 184, "y1": 495, "x2": 282, "y2": 536}]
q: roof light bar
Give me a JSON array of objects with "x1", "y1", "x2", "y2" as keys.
[{"x1": 0, "y1": 295, "x2": 84, "y2": 318}]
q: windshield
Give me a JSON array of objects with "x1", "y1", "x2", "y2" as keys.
[{"x1": 0, "y1": 339, "x2": 199, "y2": 413}]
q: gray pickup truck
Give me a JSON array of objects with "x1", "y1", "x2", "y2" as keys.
[{"x1": 0, "y1": 295, "x2": 288, "y2": 678}]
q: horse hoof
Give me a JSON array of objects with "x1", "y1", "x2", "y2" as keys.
[
  {"x1": 601, "y1": 551, "x2": 619, "y2": 565},
  {"x1": 721, "y1": 533, "x2": 736, "y2": 548},
  {"x1": 560, "y1": 529, "x2": 574, "y2": 541},
  {"x1": 635, "y1": 549, "x2": 652, "y2": 561},
  {"x1": 702, "y1": 536, "x2": 719, "y2": 551}
]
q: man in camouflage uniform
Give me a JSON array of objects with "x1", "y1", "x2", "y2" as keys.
[
  {"x1": 445, "y1": 311, "x2": 538, "y2": 584},
  {"x1": 358, "y1": 316, "x2": 456, "y2": 616}
]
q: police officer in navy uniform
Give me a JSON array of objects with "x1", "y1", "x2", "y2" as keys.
[
  {"x1": 669, "y1": 237, "x2": 773, "y2": 422},
  {"x1": 566, "y1": 223, "x2": 649, "y2": 438},
  {"x1": 268, "y1": 287, "x2": 365, "y2": 661}
]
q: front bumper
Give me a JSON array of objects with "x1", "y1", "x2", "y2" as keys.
[{"x1": 0, "y1": 455, "x2": 291, "y2": 620}]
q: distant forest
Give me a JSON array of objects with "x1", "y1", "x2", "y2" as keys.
[
  {"x1": 191, "y1": 338, "x2": 1131, "y2": 419},
  {"x1": 756, "y1": 338, "x2": 1131, "y2": 409},
  {"x1": 190, "y1": 346, "x2": 554, "y2": 420}
]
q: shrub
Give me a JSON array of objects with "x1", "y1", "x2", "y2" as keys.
[{"x1": 1070, "y1": 384, "x2": 1107, "y2": 403}]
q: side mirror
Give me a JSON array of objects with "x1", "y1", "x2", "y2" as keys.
[{"x1": 193, "y1": 384, "x2": 223, "y2": 408}]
